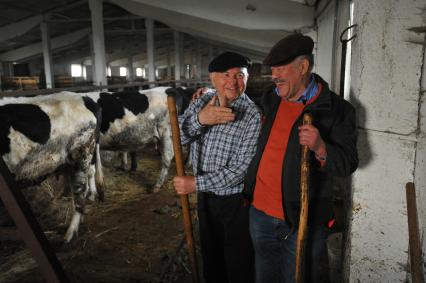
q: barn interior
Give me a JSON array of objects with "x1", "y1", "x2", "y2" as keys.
[{"x1": 0, "y1": 0, "x2": 425, "y2": 282}]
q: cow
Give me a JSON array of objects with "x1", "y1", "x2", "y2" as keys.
[
  {"x1": 0, "y1": 93, "x2": 102, "y2": 242},
  {"x1": 81, "y1": 86, "x2": 193, "y2": 192}
]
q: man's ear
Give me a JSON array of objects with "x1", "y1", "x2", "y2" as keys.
[
  {"x1": 209, "y1": 73, "x2": 216, "y2": 88},
  {"x1": 300, "y1": 58, "x2": 309, "y2": 76}
]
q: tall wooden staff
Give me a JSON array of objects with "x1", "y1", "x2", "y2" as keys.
[
  {"x1": 295, "y1": 113, "x2": 313, "y2": 283},
  {"x1": 167, "y1": 96, "x2": 200, "y2": 283}
]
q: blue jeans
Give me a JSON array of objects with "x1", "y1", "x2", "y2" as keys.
[{"x1": 249, "y1": 205, "x2": 330, "y2": 283}]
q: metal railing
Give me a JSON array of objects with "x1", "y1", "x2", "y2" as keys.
[{"x1": 0, "y1": 79, "x2": 211, "y2": 98}]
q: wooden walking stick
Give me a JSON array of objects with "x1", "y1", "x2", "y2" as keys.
[
  {"x1": 405, "y1": 182, "x2": 425, "y2": 283},
  {"x1": 295, "y1": 113, "x2": 313, "y2": 283},
  {"x1": 167, "y1": 95, "x2": 200, "y2": 283}
]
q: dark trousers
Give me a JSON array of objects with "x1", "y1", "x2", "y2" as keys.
[
  {"x1": 198, "y1": 192, "x2": 254, "y2": 283},
  {"x1": 249, "y1": 206, "x2": 330, "y2": 283}
]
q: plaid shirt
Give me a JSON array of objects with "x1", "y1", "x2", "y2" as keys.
[{"x1": 179, "y1": 91, "x2": 261, "y2": 196}]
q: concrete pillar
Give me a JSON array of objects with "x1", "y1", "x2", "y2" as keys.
[
  {"x1": 345, "y1": 0, "x2": 426, "y2": 281},
  {"x1": 316, "y1": 1, "x2": 337, "y2": 91},
  {"x1": 88, "y1": 35, "x2": 96, "y2": 83},
  {"x1": 127, "y1": 56, "x2": 134, "y2": 82},
  {"x1": 180, "y1": 33, "x2": 185, "y2": 79},
  {"x1": 208, "y1": 45, "x2": 214, "y2": 62},
  {"x1": 166, "y1": 47, "x2": 171, "y2": 79},
  {"x1": 89, "y1": 0, "x2": 107, "y2": 86},
  {"x1": 174, "y1": 31, "x2": 181, "y2": 82},
  {"x1": 196, "y1": 39, "x2": 202, "y2": 79},
  {"x1": 145, "y1": 18, "x2": 155, "y2": 85},
  {"x1": 40, "y1": 22, "x2": 54, "y2": 88}
]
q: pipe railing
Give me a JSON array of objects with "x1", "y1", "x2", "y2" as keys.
[{"x1": 0, "y1": 79, "x2": 211, "y2": 98}]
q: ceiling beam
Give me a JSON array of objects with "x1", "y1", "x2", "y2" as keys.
[
  {"x1": 0, "y1": 15, "x2": 43, "y2": 42},
  {"x1": 48, "y1": 16, "x2": 145, "y2": 23},
  {"x1": 114, "y1": 0, "x2": 314, "y2": 30},
  {"x1": 0, "y1": 28, "x2": 90, "y2": 61},
  {"x1": 111, "y1": 0, "x2": 294, "y2": 53}
]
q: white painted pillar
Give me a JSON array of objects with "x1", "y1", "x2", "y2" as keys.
[
  {"x1": 173, "y1": 30, "x2": 182, "y2": 84},
  {"x1": 89, "y1": 0, "x2": 107, "y2": 86},
  {"x1": 316, "y1": 1, "x2": 337, "y2": 91},
  {"x1": 208, "y1": 45, "x2": 214, "y2": 62},
  {"x1": 88, "y1": 35, "x2": 95, "y2": 83},
  {"x1": 40, "y1": 22, "x2": 54, "y2": 89},
  {"x1": 127, "y1": 56, "x2": 134, "y2": 82},
  {"x1": 180, "y1": 33, "x2": 185, "y2": 79},
  {"x1": 174, "y1": 31, "x2": 181, "y2": 82},
  {"x1": 166, "y1": 47, "x2": 171, "y2": 79},
  {"x1": 145, "y1": 18, "x2": 155, "y2": 85},
  {"x1": 346, "y1": 0, "x2": 426, "y2": 281},
  {"x1": 196, "y1": 39, "x2": 202, "y2": 79}
]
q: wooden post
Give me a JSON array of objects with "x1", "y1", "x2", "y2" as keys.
[
  {"x1": 405, "y1": 182, "x2": 425, "y2": 283},
  {"x1": 0, "y1": 157, "x2": 68, "y2": 283},
  {"x1": 167, "y1": 95, "x2": 200, "y2": 283},
  {"x1": 295, "y1": 113, "x2": 313, "y2": 283}
]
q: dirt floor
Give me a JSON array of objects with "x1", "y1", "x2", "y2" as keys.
[{"x1": 0, "y1": 148, "x2": 199, "y2": 283}]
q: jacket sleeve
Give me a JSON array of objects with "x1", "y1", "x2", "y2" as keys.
[{"x1": 323, "y1": 101, "x2": 358, "y2": 177}]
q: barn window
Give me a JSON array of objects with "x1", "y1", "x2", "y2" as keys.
[
  {"x1": 136, "y1": 67, "x2": 143, "y2": 77},
  {"x1": 71, "y1": 64, "x2": 82, "y2": 77},
  {"x1": 120, "y1": 67, "x2": 127, "y2": 77}
]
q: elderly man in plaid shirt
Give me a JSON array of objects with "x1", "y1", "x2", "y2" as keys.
[{"x1": 173, "y1": 52, "x2": 261, "y2": 283}]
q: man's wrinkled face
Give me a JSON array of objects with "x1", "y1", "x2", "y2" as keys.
[
  {"x1": 210, "y1": 67, "x2": 248, "y2": 103},
  {"x1": 271, "y1": 57, "x2": 306, "y2": 101}
]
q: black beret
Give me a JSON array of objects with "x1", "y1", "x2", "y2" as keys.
[
  {"x1": 263, "y1": 33, "x2": 314, "y2": 66},
  {"x1": 208, "y1": 52, "x2": 251, "y2": 72}
]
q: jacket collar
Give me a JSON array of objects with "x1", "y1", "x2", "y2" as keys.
[
  {"x1": 262, "y1": 73, "x2": 333, "y2": 115},
  {"x1": 305, "y1": 73, "x2": 332, "y2": 112}
]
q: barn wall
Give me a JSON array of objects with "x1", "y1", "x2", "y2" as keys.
[
  {"x1": 316, "y1": 0, "x2": 337, "y2": 91},
  {"x1": 416, "y1": 33, "x2": 426, "y2": 277},
  {"x1": 346, "y1": 0, "x2": 426, "y2": 281}
]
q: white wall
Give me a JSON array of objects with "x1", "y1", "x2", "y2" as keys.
[
  {"x1": 415, "y1": 32, "x2": 426, "y2": 277},
  {"x1": 316, "y1": 1, "x2": 336, "y2": 90},
  {"x1": 347, "y1": 0, "x2": 426, "y2": 281}
]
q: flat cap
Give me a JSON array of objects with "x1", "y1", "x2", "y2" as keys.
[
  {"x1": 263, "y1": 33, "x2": 314, "y2": 66},
  {"x1": 208, "y1": 52, "x2": 251, "y2": 72}
]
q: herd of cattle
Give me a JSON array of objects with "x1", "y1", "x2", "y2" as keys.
[{"x1": 0, "y1": 87, "x2": 193, "y2": 242}]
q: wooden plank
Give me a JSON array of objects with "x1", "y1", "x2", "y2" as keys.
[{"x1": 0, "y1": 158, "x2": 69, "y2": 283}]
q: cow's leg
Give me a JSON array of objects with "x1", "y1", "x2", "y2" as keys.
[
  {"x1": 152, "y1": 130, "x2": 173, "y2": 193},
  {"x1": 120, "y1": 152, "x2": 128, "y2": 170},
  {"x1": 130, "y1": 151, "x2": 137, "y2": 171},
  {"x1": 64, "y1": 171, "x2": 87, "y2": 243},
  {"x1": 61, "y1": 170, "x2": 73, "y2": 198}
]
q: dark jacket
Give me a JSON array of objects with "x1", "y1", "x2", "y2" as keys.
[{"x1": 243, "y1": 73, "x2": 358, "y2": 228}]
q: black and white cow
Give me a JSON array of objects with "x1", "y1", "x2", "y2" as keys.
[
  {"x1": 0, "y1": 93, "x2": 102, "y2": 242},
  {"x1": 82, "y1": 86, "x2": 193, "y2": 192}
]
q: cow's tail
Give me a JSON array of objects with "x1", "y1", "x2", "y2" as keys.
[
  {"x1": 94, "y1": 106, "x2": 105, "y2": 201},
  {"x1": 94, "y1": 143, "x2": 105, "y2": 201}
]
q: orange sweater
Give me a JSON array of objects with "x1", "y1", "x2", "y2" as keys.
[
  {"x1": 253, "y1": 99, "x2": 305, "y2": 219},
  {"x1": 253, "y1": 86, "x2": 322, "y2": 220}
]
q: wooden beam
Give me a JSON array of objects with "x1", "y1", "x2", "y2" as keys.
[
  {"x1": 0, "y1": 227, "x2": 21, "y2": 241},
  {"x1": 0, "y1": 158, "x2": 69, "y2": 283}
]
